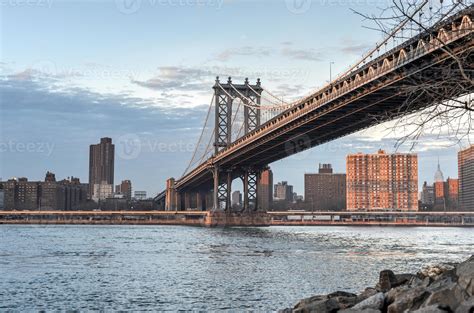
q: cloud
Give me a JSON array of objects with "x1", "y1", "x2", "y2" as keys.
[
  {"x1": 338, "y1": 39, "x2": 371, "y2": 56},
  {"x1": 216, "y1": 44, "x2": 323, "y2": 62},
  {"x1": 281, "y1": 47, "x2": 323, "y2": 61},
  {"x1": 0, "y1": 73, "x2": 208, "y2": 136},
  {"x1": 131, "y1": 66, "x2": 215, "y2": 92},
  {"x1": 272, "y1": 83, "x2": 309, "y2": 100},
  {"x1": 216, "y1": 46, "x2": 273, "y2": 61}
]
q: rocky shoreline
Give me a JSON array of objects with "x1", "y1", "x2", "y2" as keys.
[{"x1": 280, "y1": 256, "x2": 474, "y2": 313}]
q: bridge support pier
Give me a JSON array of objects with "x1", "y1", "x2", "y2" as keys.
[
  {"x1": 196, "y1": 191, "x2": 205, "y2": 211},
  {"x1": 212, "y1": 167, "x2": 232, "y2": 211},
  {"x1": 165, "y1": 178, "x2": 177, "y2": 211},
  {"x1": 242, "y1": 168, "x2": 261, "y2": 212},
  {"x1": 184, "y1": 192, "x2": 191, "y2": 210}
]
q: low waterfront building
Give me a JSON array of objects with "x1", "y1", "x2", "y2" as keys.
[
  {"x1": 102, "y1": 197, "x2": 129, "y2": 211},
  {"x1": 134, "y1": 190, "x2": 147, "y2": 200},
  {"x1": 3, "y1": 173, "x2": 88, "y2": 210},
  {"x1": 346, "y1": 150, "x2": 418, "y2": 211},
  {"x1": 92, "y1": 183, "x2": 113, "y2": 202},
  {"x1": 0, "y1": 183, "x2": 4, "y2": 210},
  {"x1": 115, "y1": 180, "x2": 132, "y2": 200},
  {"x1": 459, "y1": 145, "x2": 474, "y2": 211},
  {"x1": 305, "y1": 163, "x2": 346, "y2": 211}
]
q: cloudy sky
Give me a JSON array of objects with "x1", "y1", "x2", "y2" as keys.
[{"x1": 1, "y1": 0, "x2": 471, "y2": 196}]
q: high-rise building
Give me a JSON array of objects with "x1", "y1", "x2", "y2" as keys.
[
  {"x1": 115, "y1": 180, "x2": 132, "y2": 200},
  {"x1": 459, "y1": 145, "x2": 474, "y2": 211},
  {"x1": 420, "y1": 181, "x2": 435, "y2": 208},
  {"x1": 89, "y1": 137, "x2": 114, "y2": 201},
  {"x1": 258, "y1": 168, "x2": 273, "y2": 210},
  {"x1": 346, "y1": 150, "x2": 418, "y2": 211},
  {"x1": 274, "y1": 181, "x2": 293, "y2": 201},
  {"x1": 305, "y1": 163, "x2": 346, "y2": 211},
  {"x1": 434, "y1": 177, "x2": 459, "y2": 211},
  {"x1": 231, "y1": 190, "x2": 242, "y2": 207}
]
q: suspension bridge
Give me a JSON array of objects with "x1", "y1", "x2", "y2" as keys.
[{"x1": 154, "y1": 4, "x2": 473, "y2": 224}]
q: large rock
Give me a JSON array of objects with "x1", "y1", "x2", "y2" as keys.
[
  {"x1": 280, "y1": 256, "x2": 474, "y2": 313},
  {"x1": 455, "y1": 297, "x2": 474, "y2": 313},
  {"x1": 356, "y1": 288, "x2": 378, "y2": 303},
  {"x1": 339, "y1": 308, "x2": 381, "y2": 313},
  {"x1": 386, "y1": 286, "x2": 431, "y2": 313},
  {"x1": 377, "y1": 270, "x2": 397, "y2": 292},
  {"x1": 456, "y1": 255, "x2": 474, "y2": 297},
  {"x1": 292, "y1": 297, "x2": 340, "y2": 313},
  {"x1": 419, "y1": 263, "x2": 456, "y2": 280},
  {"x1": 291, "y1": 291, "x2": 358, "y2": 313},
  {"x1": 351, "y1": 292, "x2": 384, "y2": 311},
  {"x1": 421, "y1": 277, "x2": 469, "y2": 311},
  {"x1": 411, "y1": 304, "x2": 449, "y2": 313}
]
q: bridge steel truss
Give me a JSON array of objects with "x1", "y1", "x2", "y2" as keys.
[{"x1": 163, "y1": 7, "x2": 473, "y2": 213}]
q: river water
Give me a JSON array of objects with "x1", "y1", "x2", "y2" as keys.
[{"x1": 0, "y1": 225, "x2": 472, "y2": 311}]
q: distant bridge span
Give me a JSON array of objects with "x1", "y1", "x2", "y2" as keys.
[{"x1": 157, "y1": 7, "x2": 473, "y2": 212}]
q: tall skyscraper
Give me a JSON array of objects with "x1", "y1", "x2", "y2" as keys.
[
  {"x1": 305, "y1": 163, "x2": 346, "y2": 211},
  {"x1": 346, "y1": 150, "x2": 418, "y2": 211},
  {"x1": 258, "y1": 168, "x2": 273, "y2": 210},
  {"x1": 459, "y1": 145, "x2": 474, "y2": 211},
  {"x1": 89, "y1": 137, "x2": 115, "y2": 201},
  {"x1": 231, "y1": 190, "x2": 242, "y2": 207}
]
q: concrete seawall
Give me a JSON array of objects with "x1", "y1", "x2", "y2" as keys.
[{"x1": 0, "y1": 211, "x2": 473, "y2": 227}]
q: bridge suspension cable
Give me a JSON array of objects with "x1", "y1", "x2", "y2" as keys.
[{"x1": 182, "y1": 94, "x2": 215, "y2": 176}]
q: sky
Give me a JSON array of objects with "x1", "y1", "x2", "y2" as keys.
[{"x1": 0, "y1": 0, "x2": 471, "y2": 196}]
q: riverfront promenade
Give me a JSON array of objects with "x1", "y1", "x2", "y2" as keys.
[{"x1": 0, "y1": 210, "x2": 473, "y2": 227}]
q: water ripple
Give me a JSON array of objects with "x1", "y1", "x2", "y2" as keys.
[{"x1": 0, "y1": 225, "x2": 472, "y2": 311}]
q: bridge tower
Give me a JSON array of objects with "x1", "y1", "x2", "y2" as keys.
[{"x1": 212, "y1": 76, "x2": 263, "y2": 211}]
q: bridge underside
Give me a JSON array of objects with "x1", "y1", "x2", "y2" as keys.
[{"x1": 161, "y1": 8, "x2": 473, "y2": 213}]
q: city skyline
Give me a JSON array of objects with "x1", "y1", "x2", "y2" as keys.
[
  {"x1": 1, "y1": 1, "x2": 471, "y2": 196},
  {"x1": 0, "y1": 136, "x2": 465, "y2": 196}
]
